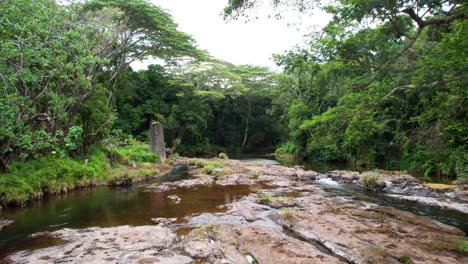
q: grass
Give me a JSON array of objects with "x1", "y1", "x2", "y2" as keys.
[
  {"x1": 218, "y1": 152, "x2": 229, "y2": 159},
  {"x1": 189, "y1": 158, "x2": 223, "y2": 175},
  {"x1": 258, "y1": 194, "x2": 272, "y2": 202},
  {"x1": 359, "y1": 171, "x2": 383, "y2": 188},
  {"x1": 279, "y1": 208, "x2": 294, "y2": 220},
  {"x1": 192, "y1": 225, "x2": 216, "y2": 238},
  {"x1": 0, "y1": 143, "x2": 161, "y2": 208},
  {"x1": 110, "y1": 143, "x2": 160, "y2": 164},
  {"x1": 249, "y1": 170, "x2": 262, "y2": 179},
  {"x1": 458, "y1": 240, "x2": 468, "y2": 254},
  {"x1": 202, "y1": 165, "x2": 215, "y2": 175}
]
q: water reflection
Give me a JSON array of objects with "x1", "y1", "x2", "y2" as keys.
[{"x1": 0, "y1": 165, "x2": 262, "y2": 259}]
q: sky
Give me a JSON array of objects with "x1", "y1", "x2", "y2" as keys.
[{"x1": 132, "y1": 0, "x2": 330, "y2": 71}]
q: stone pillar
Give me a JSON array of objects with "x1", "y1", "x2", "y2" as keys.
[{"x1": 149, "y1": 122, "x2": 166, "y2": 162}]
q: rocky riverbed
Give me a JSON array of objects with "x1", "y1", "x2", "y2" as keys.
[{"x1": 4, "y1": 158, "x2": 468, "y2": 263}]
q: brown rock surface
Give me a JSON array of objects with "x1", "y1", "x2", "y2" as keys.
[
  {"x1": 275, "y1": 193, "x2": 467, "y2": 264},
  {"x1": 7, "y1": 225, "x2": 190, "y2": 264},
  {"x1": 183, "y1": 224, "x2": 344, "y2": 264}
]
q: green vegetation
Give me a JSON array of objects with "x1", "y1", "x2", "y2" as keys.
[
  {"x1": 0, "y1": 144, "x2": 161, "y2": 207},
  {"x1": 218, "y1": 153, "x2": 229, "y2": 160},
  {"x1": 192, "y1": 224, "x2": 216, "y2": 238},
  {"x1": 279, "y1": 208, "x2": 294, "y2": 220},
  {"x1": 458, "y1": 240, "x2": 468, "y2": 254},
  {"x1": 359, "y1": 172, "x2": 383, "y2": 188},
  {"x1": 249, "y1": 170, "x2": 262, "y2": 179},
  {"x1": 202, "y1": 165, "x2": 215, "y2": 175},
  {"x1": 1, "y1": 0, "x2": 467, "y2": 207},
  {"x1": 188, "y1": 158, "x2": 223, "y2": 175},
  {"x1": 110, "y1": 143, "x2": 160, "y2": 164},
  {"x1": 258, "y1": 194, "x2": 272, "y2": 202},
  {"x1": 397, "y1": 256, "x2": 414, "y2": 264},
  {"x1": 224, "y1": 0, "x2": 467, "y2": 180}
]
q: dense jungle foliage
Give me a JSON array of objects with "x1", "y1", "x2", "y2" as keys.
[
  {"x1": 227, "y1": 0, "x2": 467, "y2": 179},
  {"x1": 0, "y1": 0, "x2": 466, "y2": 199}
]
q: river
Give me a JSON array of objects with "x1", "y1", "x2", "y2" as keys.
[{"x1": 0, "y1": 158, "x2": 466, "y2": 261}]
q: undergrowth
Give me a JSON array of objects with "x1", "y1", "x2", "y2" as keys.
[{"x1": 0, "y1": 143, "x2": 160, "y2": 208}]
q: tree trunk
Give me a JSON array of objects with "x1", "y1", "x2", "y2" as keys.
[
  {"x1": 172, "y1": 122, "x2": 187, "y2": 152},
  {"x1": 149, "y1": 122, "x2": 166, "y2": 162}
]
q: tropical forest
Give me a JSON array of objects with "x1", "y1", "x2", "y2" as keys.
[{"x1": 0, "y1": 0, "x2": 467, "y2": 263}]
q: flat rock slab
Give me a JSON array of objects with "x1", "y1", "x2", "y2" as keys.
[
  {"x1": 183, "y1": 224, "x2": 344, "y2": 264},
  {"x1": 7, "y1": 225, "x2": 190, "y2": 264},
  {"x1": 275, "y1": 193, "x2": 468, "y2": 264}
]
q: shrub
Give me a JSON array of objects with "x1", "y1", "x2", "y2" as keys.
[
  {"x1": 218, "y1": 152, "x2": 229, "y2": 159},
  {"x1": 359, "y1": 171, "x2": 383, "y2": 188},
  {"x1": 249, "y1": 170, "x2": 262, "y2": 179},
  {"x1": 214, "y1": 171, "x2": 224, "y2": 178},
  {"x1": 280, "y1": 208, "x2": 294, "y2": 220},
  {"x1": 202, "y1": 165, "x2": 215, "y2": 174}
]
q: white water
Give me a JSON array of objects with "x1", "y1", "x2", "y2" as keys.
[{"x1": 315, "y1": 177, "x2": 339, "y2": 185}]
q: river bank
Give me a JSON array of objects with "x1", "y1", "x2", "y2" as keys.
[
  {"x1": 0, "y1": 144, "x2": 177, "y2": 209},
  {"x1": 2, "y1": 157, "x2": 467, "y2": 263}
]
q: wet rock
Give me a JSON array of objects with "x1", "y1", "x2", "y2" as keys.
[
  {"x1": 146, "y1": 178, "x2": 208, "y2": 192},
  {"x1": 375, "y1": 170, "x2": 419, "y2": 185},
  {"x1": 146, "y1": 184, "x2": 173, "y2": 192},
  {"x1": 186, "y1": 213, "x2": 248, "y2": 226},
  {"x1": 260, "y1": 165, "x2": 298, "y2": 178},
  {"x1": 454, "y1": 184, "x2": 468, "y2": 202},
  {"x1": 167, "y1": 195, "x2": 181, "y2": 204},
  {"x1": 151, "y1": 217, "x2": 177, "y2": 226},
  {"x1": 274, "y1": 193, "x2": 467, "y2": 264},
  {"x1": 7, "y1": 225, "x2": 189, "y2": 264},
  {"x1": 0, "y1": 219, "x2": 13, "y2": 230},
  {"x1": 387, "y1": 194, "x2": 468, "y2": 214},
  {"x1": 295, "y1": 169, "x2": 320, "y2": 181},
  {"x1": 215, "y1": 173, "x2": 257, "y2": 186},
  {"x1": 265, "y1": 179, "x2": 296, "y2": 187},
  {"x1": 327, "y1": 170, "x2": 360, "y2": 183}
]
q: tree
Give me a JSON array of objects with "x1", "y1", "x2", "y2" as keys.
[
  {"x1": 229, "y1": 0, "x2": 467, "y2": 177},
  {"x1": 82, "y1": 0, "x2": 203, "y2": 107},
  {"x1": 0, "y1": 0, "x2": 110, "y2": 170}
]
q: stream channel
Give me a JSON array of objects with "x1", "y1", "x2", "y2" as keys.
[{"x1": 0, "y1": 157, "x2": 467, "y2": 261}]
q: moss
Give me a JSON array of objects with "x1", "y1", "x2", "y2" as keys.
[
  {"x1": 423, "y1": 183, "x2": 457, "y2": 190},
  {"x1": 258, "y1": 194, "x2": 272, "y2": 202},
  {"x1": 192, "y1": 225, "x2": 216, "y2": 238},
  {"x1": 397, "y1": 255, "x2": 414, "y2": 264},
  {"x1": 363, "y1": 245, "x2": 390, "y2": 263}
]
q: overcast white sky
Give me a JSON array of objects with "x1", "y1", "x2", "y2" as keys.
[{"x1": 132, "y1": 0, "x2": 330, "y2": 71}]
